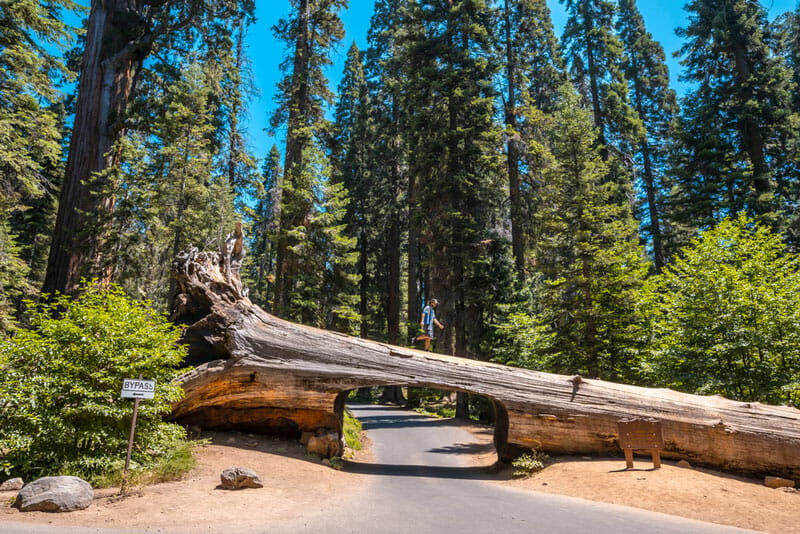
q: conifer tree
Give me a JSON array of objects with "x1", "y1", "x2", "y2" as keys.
[
  {"x1": 616, "y1": 0, "x2": 678, "y2": 269},
  {"x1": 270, "y1": 0, "x2": 347, "y2": 317},
  {"x1": 367, "y1": 0, "x2": 422, "y2": 341},
  {"x1": 534, "y1": 91, "x2": 649, "y2": 381},
  {"x1": 670, "y1": 0, "x2": 796, "y2": 243},
  {"x1": 111, "y1": 61, "x2": 222, "y2": 309},
  {"x1": 0, "y1": 0, "x2": 78, "y2": 331},
  {"x1": 248, "y1": 146, "x2": 282, "y2": 306},
  {"x1": 216, "y1": 14, "x2": 259, "y2": 209},
  {"x1": 332, "y1": 43, "x2": 374, "y2": 338},
  {"x1": 500, "y1": 0, "x2": 565, "y2": 280},
  {"x1": 42, "y1": 0, "x2": 254, "y2": 297},
  {"x1": 404, "y1": 0, "x2": 503, "y2": 366},
  {"x1": 281, "y1": 143, "x2": 359, "y2": 332},
  {"x1": 561, "y1": 0, "x2": 642, "y2": 158}
]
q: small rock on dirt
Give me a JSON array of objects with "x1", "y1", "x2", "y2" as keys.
[
  {"x1": 15, "y1": 476, "x2": 93, "y2": 512},
  {"x1": 307, "y1": 432, "x2": 343, "y2": 458},
  {"x1": 764, "y1": 476, "x2": 796, "y2": 489},
  {"x1": 219, "y1": 467, "x2": 264, "y2": 490},
  {"x1": 0, "y1": 477, "x2": 24, "y2": 491},
  {"x1": 677, "y1": 460, "x2": 693, "y2": 469}
]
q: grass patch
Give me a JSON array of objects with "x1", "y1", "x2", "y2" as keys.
[
  {"x1": 511, "y1": 450, "x2": 549, "y2": 478},
  {"x1": 92, "y1": 438, "x2": 206, "y2": 488},
  {"x1": 343, "y1": 408, "x2": 363, "y2": 450},
  {"x1": 412, "y1": 405, "x2": 456, "y2": 418}
]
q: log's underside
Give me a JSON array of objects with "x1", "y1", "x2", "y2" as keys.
[{"x1": 170, "y1": 246, "x2": 800, "y2": 481}]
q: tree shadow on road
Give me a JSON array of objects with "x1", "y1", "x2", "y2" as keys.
[{"x1": 343, "y1": 461, "x2": 505, "y2": 480}]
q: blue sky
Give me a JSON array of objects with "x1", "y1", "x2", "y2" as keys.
[
  {"x1": 70, "y1": 1, "x2": 800, "y2": 161},
  {"x1": 247, "y1": 0, "x2": 797, "y2": 159}
]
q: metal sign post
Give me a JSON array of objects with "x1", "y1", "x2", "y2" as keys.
[{"x1": 120, "y1": 377, "x2": 156, "y2": 495}]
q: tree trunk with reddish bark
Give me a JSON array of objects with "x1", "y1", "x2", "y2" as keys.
[{"x1": 44, "y1": 0, "x2": 150, "y2": 296}]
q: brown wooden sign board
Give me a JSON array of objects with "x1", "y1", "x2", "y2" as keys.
[{"x1": 618, "y1": 418, "x2": 664, "y2": 469}]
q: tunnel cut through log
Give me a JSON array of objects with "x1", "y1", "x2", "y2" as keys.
[{"x1": 169, "y1": 244, "x2": 800, "y2": 480}]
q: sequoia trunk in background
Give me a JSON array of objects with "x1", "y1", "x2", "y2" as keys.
[{"x1": 43, "y1": 0, "x2": 148, "y2": 295}]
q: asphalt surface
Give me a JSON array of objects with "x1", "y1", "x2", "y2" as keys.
[
  {"x1": 290, "y1": 404, "x2": 753, "y2": 534},
  {"x1": 0, "y1": 404, "x2": 755, "y2": 534}
]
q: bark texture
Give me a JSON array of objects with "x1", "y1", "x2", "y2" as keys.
[
  {"x1": 171, "y1": 246, "x2": 800, "y2": 481},
  {"x1": 44, "y1": 0, "x2": 149, "y2": 295}
]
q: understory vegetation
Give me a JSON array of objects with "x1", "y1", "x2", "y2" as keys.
[
  {"x1": 0, "y1": 283, "x2": 197, "y2": 485},
  {"x1": 511, "y1": 451, "x2": 549, "y2": 478},
  {"x1": 343, "y1": 408, "x2": 363, "y2": 451}
]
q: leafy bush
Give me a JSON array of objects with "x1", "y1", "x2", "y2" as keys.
[
  {"x1": 343, "y1": 408, "x2": 362, "y2": 450},
  {"x1": 0, "y1": 282, "x2": 190, "y2": 483},
  {"x1": 511, "y1": 450, "x2": 548, "y2": 478},
  {"x1": 643, "y1": 214, "x2": 800, "y2": 405},
  {"x1": 483, "y1": 312, "x2": 553, "y2": 370}
]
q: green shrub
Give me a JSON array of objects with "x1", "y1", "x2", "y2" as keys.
[
  {"x1": 643, "y1": 214, "x2": 800, "y2": 405},
  {"x1": 511, "y1": 450, "x2": 548, "y2": 478},
  {"x1": 343, "y1": 408, "x2": 362, "y2": 450},
  {"x1": 0, "y1": 282, "x2": 190, "y2": 481},
  {"x1": 328, "y1": 456, "x2": 344, "y2": 470}
]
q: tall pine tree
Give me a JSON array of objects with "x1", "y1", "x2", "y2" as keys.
[
  {"x1": 534, "y1": 91, "x2": 649, "y2": 381},
  {"x1": 0, "y1": 0, "x2": 78, "y2": 331},
  {"x1": 270, "y1": 0, "x2": 347, "y2": 317},
  {"x1": 332, "y1": 43, "x2": 375, "y2": 338},
  {"x1": 617, "y1": 0, "x2": 678, "y2": 269},
  {"x1": 500, "y1": 0, "x2": 565, "y2": 280},
  {"x1": 670, "y1": 0, "x2": 796, "y2": 243}
]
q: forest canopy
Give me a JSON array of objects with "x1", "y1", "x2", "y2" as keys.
[{"x1": 1, "y1": 0, "x2": 800, "y2": 408}]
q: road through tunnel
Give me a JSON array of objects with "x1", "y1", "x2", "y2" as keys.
[{"x1": 333, "y1": 386, "x2": 513, "y2": 464}]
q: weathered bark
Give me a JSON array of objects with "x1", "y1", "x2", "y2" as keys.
[
  {"x1": 171, "y1": 247, "x2": 800, "y2": 481},
  {"x1": 43, "y1": 0, "x2": 149, "y2": 295}
]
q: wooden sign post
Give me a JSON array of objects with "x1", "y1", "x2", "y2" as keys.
[
  {"x1": 120, "y1": 378, "x2": 156, "y2": 494},
  {"x1": 617, "y1": 418, "x2": 664, "y2": 469}
]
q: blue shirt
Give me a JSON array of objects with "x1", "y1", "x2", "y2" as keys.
[{"x1": 422, "y1": 304, "x2": 437, "y2": 338}]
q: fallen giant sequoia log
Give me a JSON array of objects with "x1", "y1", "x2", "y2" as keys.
[{"x1": 170, "y1": 241, "x2": 800, "y2": 481}]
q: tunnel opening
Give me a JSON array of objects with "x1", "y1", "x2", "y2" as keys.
[{"x1": 334, "y1": 386, "x2": 510, "y2": 466}]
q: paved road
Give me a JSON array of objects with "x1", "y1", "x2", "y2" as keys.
[
  {"x1": 294, "y1": 404, "x2": 752, "y2": 534},
  {"x1": 1, "y1": 404, "x2": 754, "y2": 534}
]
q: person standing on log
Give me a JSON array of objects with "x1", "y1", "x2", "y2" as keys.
[{"x1": 420, "y1": 299, "x2": 444, "y2": 351}]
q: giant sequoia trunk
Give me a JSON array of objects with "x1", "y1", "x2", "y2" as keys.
[
  {"x1": 44, "y1": 0, "x2": 149, "y2": 295},
  {"x1": 171, "y1": 244, "x2": 800, "y2": 481}
]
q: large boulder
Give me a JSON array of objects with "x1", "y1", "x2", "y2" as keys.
[
  {"x1": 218, "y1": 467, "x2": 263, "y2": 490},
  {"x1": 15, "y1": 476, "x2": 93, "y2": 512}
]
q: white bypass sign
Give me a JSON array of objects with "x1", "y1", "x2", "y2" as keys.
[{"x1": 121, "y1": 378, "x2": 156, "y2": 399}]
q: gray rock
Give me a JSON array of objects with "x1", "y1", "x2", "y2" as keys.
[
  {"x1": 677, "y1": 460, "x2": 693, "y2": 469},
  {"x1": 307, "y1": 432, "x2": 342, "y2": 458},
  {"x1": 765, "y1": 476, "x2": 796, "y2": 489},
  {"x1": 15, "y1": 476, "x2": 93, "y2": 512},
  {"x1": 219, "y1": 467, "x2": 263, "y2": 490},
  {"x1": 0, "y1": 477, "x2": 24, "y2": 491}
]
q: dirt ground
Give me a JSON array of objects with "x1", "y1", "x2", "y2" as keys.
[{"x1": 1, "y1": 426, "x2": 798, "y2": 533}]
